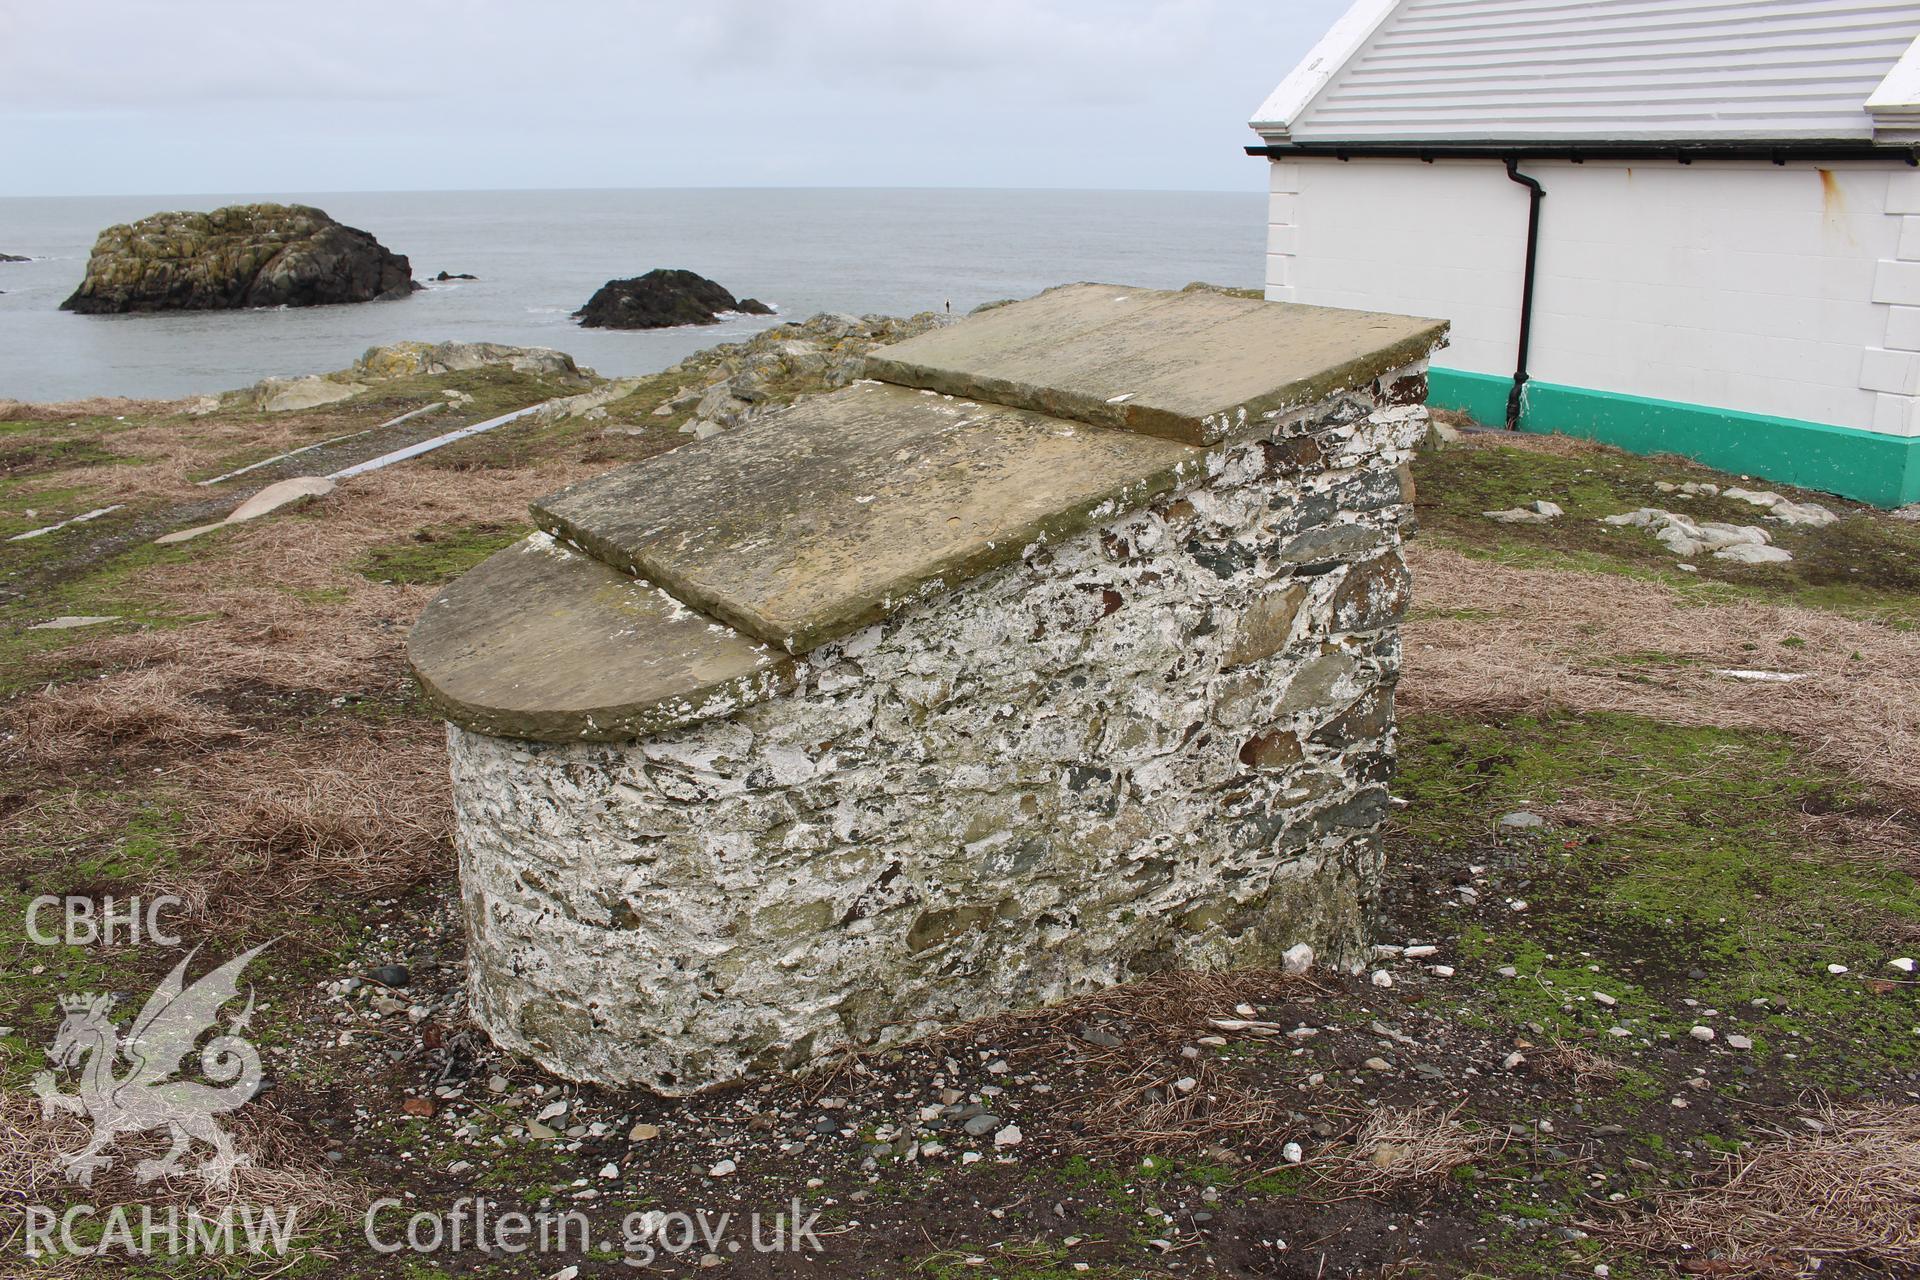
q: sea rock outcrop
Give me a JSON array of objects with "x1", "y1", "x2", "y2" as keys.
[
  {"x1": 227, "y1": 341, "x2": 591, "y2": 413},
  {"x1": 573, "y1": 268, "x2": 773, "y2": 330},
  {"x1": 60, "y1": 204, "x2": 416, "y2": 314},
  {"x1": 0, "y1": 253, "x2": 27, "y2": 263},
  {"x1": 352, "y1": 341, "x2": 586, "y2": 381}
]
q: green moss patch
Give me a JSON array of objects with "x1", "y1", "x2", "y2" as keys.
[
  {"x1": 1393, "y1": 711, "x2": 1920, "y2": 1086},
  {"x1": 352, "y1": 522, "x2": 528, "y2": 585},
  {"x1": 1414, "y1": 437, "x2": 1920, "y2": 622}
]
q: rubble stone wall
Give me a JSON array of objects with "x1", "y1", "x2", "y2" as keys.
[{"x1": 449, "y1": 365, "x2": 1431, "y2": 1091}]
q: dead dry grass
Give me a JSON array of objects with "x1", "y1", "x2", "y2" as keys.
[
  {"x1": 1324, "y1": 1104, "x2": 1498, "y2": 1192},
  {"x1": 901, "y1": 969, "x2": 1312, "y2": 1157},
  {"x1": 30, "y1": 459, "x2": 588, "y2": 698},
  {"x1": 1403, "y1": 543, "x2": 1920, "y2": 806},
  {"x1": 173, "y1": 725, "x2": 452, "y2": 927},
  {"x1": 0, "y1": 464, "x2": 572, "y2": 931},
  {"x1": 3, "y1": 666, "x2": 241, "y2": 772},
  {"x1": 0, "y1": 395, "x2": 199, "y2": 422},
  {"x1": 1607, "y1": 1103, "x2": 1920, "y2": 1277},
  {"x1": 1532, "y1": 1041, "x2": 1626, "y2": 1089},
  {"x1": 1429, "y1": 415, "x2": 1616, "y2": 460},
  {"x1": 0, "y1": 1088, "x2": 363, "y2": 1274}
]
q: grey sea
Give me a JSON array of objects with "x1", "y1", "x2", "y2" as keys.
[{"x1": 0, "y1": 188, "x2": 1263, "y2": 403}]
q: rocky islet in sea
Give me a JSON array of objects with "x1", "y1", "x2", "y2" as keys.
[
  {"x1": 60, "y1": 203, "x2": 417, "y2": 314},
  {"x1": 573, "y1": 267, "x2": 773, "y2": 330}
]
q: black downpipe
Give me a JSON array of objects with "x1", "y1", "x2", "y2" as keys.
[{"x1": 1503, "y1": 159, "x2": 1545, "y2": 431}]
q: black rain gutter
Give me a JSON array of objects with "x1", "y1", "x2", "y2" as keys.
[
  {"x1": 1502, "y1": 159, "x2": 1544, "y2": 430},
  {"x1": 1245, "y1": 140, "x2": 1918, "y2": 164}
]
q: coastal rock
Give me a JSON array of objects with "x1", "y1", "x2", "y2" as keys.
[
  {"x1": 0, "y1": 253, "x2": 27, "y2": 263},
  {"x1": 253, "y1": 376, "x2": 367, "y2": 413},
  {"x1": 226, "y1": 341, "x2": 588, "y2": 414},
  {"x1": 434, "y1": 271, "x2": 478, "y2": 281},
  {"x1": 60, "y1": 203, "x2": 416, "y2": 314},
  {"x1": 353, "y1": 341, "x2": 586, "y2": 381},
  {"x1": 574, "y1": 268, "x2": 771, "y2": 330},
  {"x1": 1603, "y1": 507, "x2": 1777, "y2": 559}
]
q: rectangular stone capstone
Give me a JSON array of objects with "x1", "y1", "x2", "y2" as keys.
[
  {"x1": 861, "y1": 283, "x2": 1448, "y2": 445},
  {"x1": 532, "y1": 380, "x2": 1199, "y2": 654}
]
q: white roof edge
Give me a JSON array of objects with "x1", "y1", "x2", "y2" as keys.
[
  {"x1": 1867, "y1": 32, "x2": 1920, "y2": 142},
  {"x1": 1248, "y1": 0, "x2": 1399, "y2": 143}
]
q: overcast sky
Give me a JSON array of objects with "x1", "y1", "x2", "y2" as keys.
[{"x1": 2, "y1": 0, "x2": 1348, "y2": 197}]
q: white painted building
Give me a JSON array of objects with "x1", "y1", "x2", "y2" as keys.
[{"x1": 1250, "y1": 0, "x2": 1920, "y2": 505}]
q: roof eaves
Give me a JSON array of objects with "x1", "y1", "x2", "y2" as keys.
[
  {"x1": 1867, "y1": 32, "x2": 1920, "y2": 143},
  {"x1": 1247, "y1": 0, "x2": 1398, "y2": 144}
]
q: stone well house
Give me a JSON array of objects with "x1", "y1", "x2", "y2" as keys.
[
  {"x1": 1251, "y1": 0, "x2": 1920, "y2": 506},
  {"x1": 410, "y1": 285, "x2": 1446, "y2": 1091}
]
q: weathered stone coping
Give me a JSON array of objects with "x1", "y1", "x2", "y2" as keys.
[
  {"x1": 407, "y1": 532, "x2": 792, "y2": 742},
  {"x1": 532, "y1": 380, "x2": 1200, "y2": 656},
  {"x1": 861, "y1": 283, "x2": 1447, "y2": 445},
  {"x1": 411, "y1": 288, "x2": 1448, "y2": 742}
]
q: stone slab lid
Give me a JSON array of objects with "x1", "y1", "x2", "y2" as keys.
[
  {"x1": 412, "y1": 284, "x2": 1447, "y2": 740},
  {"x1": 862, "y1": 283, "x2": 1447, "y2": 445},
  {"x1": 533, "y1": 380, "x2": 1199, "y2": 655},
  {"x1": 408, "y1": 532, "x2": 793, "y2": 741}
]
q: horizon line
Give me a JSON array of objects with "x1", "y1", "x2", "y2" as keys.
[{"x1": 2, "y1": 182, "x2": 1261, "y2": 201}]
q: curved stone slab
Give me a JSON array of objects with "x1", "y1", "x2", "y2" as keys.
[
  {"x1": 408, "y1": 532, "x2": 793, "y2": 741},
  {"x1": 531, "y1": 381, "x2": 1201, "y2": 654},
  {"x1": 862, "y1": 283, "x2": 1447, "y2": 445}
]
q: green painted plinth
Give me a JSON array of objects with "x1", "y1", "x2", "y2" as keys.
[{"x1": 1429, "y1": 368, "x2": 1920, "y2": 508}]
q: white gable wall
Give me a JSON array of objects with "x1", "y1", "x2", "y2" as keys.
[{"x1": 1267, "y1": 157, "x2": 1920, "y2": 435}]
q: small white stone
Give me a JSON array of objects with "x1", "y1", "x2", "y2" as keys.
[
  {"x1": 1689, "y1": 1026, "x2": 1715, "y2": 1043},
  {"x1": 1404, "y1": 944, "x2": 1438, "y2": 958},
  {"x1": 1370, "y1": 970, "x2": 1395, "y2": 989},
  {"x1": 1282, "y1": 942, "x2": 1315, "y2": 975},
  {"x1": 1607, "y1": 1027, "x2": 1632, "y2": 1038},
  {"x1": 1828, "y1": 964, "x2": 1850, "y2": 975},
  {"x1": 599, "y1": 1162, "x2": 619, "y2": 1179},
  {"x1": 1174, "y1": 1076, "x2": 1198, "y2": 1093},
  {"x1": 1282, "y1": 1141, "x2": 1304, "y2": 1164},
  {"x1": 1502, "y1": 1052, "x2": 1526, "y2": 1070},
  {"x1": 1429, "y1": 965, "x2": 1455, "y2": 977},
  {"x1": 1891, "y1": 958, "x2": 1916, "y2": 973},
  {"x1": 1497, "y1": 966, "x2": 1519, "y2": 978},
  {"x1": 709, "y1": 1159, "x2": 736, "y2": 1177},
  {"x1": 1593, "y1": 992, "x2": 1617, "y2": 1007},
  {"x1": 993, "y1": 1124, "x2": 1023, "y2": 1149},
  {"x1": 1725, "y1": 1034, "x2": 1752, "y2": 1050}
]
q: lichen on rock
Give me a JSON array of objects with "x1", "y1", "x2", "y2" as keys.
[{"x1": 60, "y1": 203, "x2": 417, "y2": 314}]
